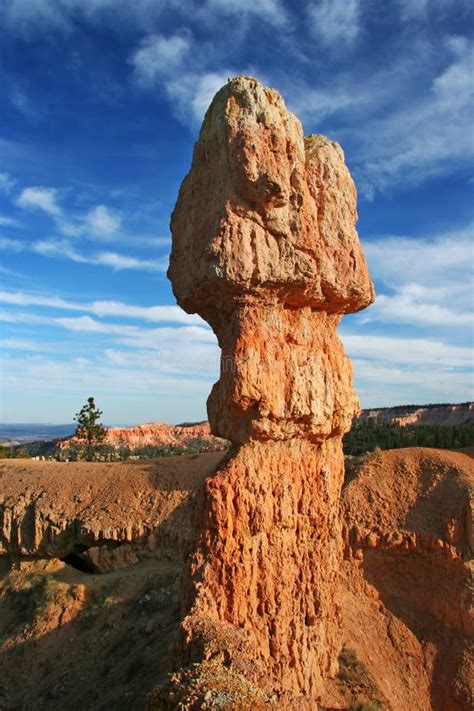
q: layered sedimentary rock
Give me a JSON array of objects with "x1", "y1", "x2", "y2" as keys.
[
  {"x1": 168, "y1": 76, "x2": 374, "y2": 700},
  {"x1": 0, "y1": 454, "x2": 223, "y2": 567},
  {"x1": 355, "y1": 402, "x2": 474, "y2": 427}
]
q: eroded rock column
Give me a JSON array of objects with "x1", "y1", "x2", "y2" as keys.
[{"x1": 168, "y1": 76, "x2": 374, "y2": 700}]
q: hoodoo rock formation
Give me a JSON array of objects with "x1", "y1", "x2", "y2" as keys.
[{"x1": 168, "y1": 76, "x2": 374, "y2": 702}]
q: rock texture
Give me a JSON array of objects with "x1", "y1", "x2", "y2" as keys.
[
  {"x1": 168, "y1": 76, "x2": 374, "y2": 702},
  {"x1": 340, "y1": 447, "x2": 474, "y2": 711},
  {"x1": 58, "y1": 421, "x2": 226, "y2": 452}
]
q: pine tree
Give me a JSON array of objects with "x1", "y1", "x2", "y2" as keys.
[{"x1": 73, "y1": 397, "x2": 106, "y2": 461}]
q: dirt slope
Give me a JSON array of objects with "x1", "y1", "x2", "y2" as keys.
[
  {"x1": 336, "y1": 447, "x2": 474, "y2": 711},
  {"x1": 0, "y1": 453, "x2": 225, "y2": 711}
]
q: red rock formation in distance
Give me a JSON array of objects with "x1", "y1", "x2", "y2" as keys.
[
  {"x1": 58, "y1": 421, "x2": 225, "y2": 451},
  {"x1": 168, "y1": 76, "x2": 374, "y2": 702}
]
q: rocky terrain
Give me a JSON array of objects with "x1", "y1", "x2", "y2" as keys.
[{"x1": 0, "y1": 454, "x2": 223, "y2": 567}]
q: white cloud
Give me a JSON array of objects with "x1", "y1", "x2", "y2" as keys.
[
  {"x1": 0, "y1": 0, "x2": 165, "y2": 35},
  {"x1": 32, "y1": 238, "x2": 166, "y2": 272},
  {"x1": 33, "y1": 238, "x2": 86, "y2": 262},
  {"x1": 85, "y1": 205, "x2": 121, "y2": 234},
  {"x1": 17, "y1": 186, "x2": 61, "y2": 216},
  {"x1": 129, "y1": 30, "x2": 240, "y2": 124},
  {"x1": 55, "y1": 315, "x2": 117, "y2": 333},
  {"x1": 1, "y1": 0, "x2": 288, "y2": 39},
  {"x1": 283, "y1": 32, "x2": 474, "y2": 197},
  {"x1": 0, "y1": 291, "x2": 80, "y2": 311},
  {"x1": 363, "y1": 225, "x2": 473, "y2": 287},
  {"x1": 343, "y1": 334, "x2": 473, "y2": 368},
  {"x1": 94, "y1": 251, "x2": 165, "y2": 271},
  {"x1": 0, "y1": 215, "x2": 20, "y2": 227},
  {"x1": 360, "y1": 225, "x2": 474, "y2": 331},
  {"x1": 352, "y1": 359, "x2": 472, "y2": 407},
  {"x1": 307, "y1": 0, "x2": 360, "y2": 46},
  {"x1": 193, "y1": 72, "x2": 234, "y2": 120},
  {"x1": 1, "y1": 350, "x2": 214, "y2": 420},
  {"x1": 0, "y1": 234, "x2": 157, "y2": 273},
  {"x1": 0, "y1": 308, "x2": 218, "y2": 375},
  {"x1": 130, "y1": 32, "x2": 248, "y2": 119},
  {"x1": 0, "y1": 290, "x2": 204, "y2": 325},
  {"x1": 131, "y1": 33, "x2": 192, "y2": 88},
  {"x1": 0, "y1": 172, "x2": 15, "y2": 193},
  {"x1": 90, "y1": 300, "x2": 203, "y2": 324},
  {"x1": 15, "y1": 183, "x2": 126, "y2": 240},
  {"x1": 364, "y1": 286, "x2": 473, "y2": 329}
]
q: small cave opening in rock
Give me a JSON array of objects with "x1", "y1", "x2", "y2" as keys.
[{"x1": 61, "y1": 546, "x2": 99, "y2": 574}]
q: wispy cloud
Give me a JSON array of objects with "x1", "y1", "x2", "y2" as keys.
[
  {"x1": 0, "y1": 215, "x2": 20, "y2": 227},
  {"x1": 32, "y1": 238, "x2": 166, "y2": 272},
  {"x1": 352, "y1": 359, "x2": 471, "y2": 407},
  {"x1": 359, "y1": 224, "x2": 474, "y2": 331},
  {"x1": 131, "y1": 33, "x2": 192, "y2": 88},
  {"x1": 397, "y1": 0, "x2": 466, "y2": 21},
  {"x1": 307, "y1": 0, "x2": 360, "y2": 46},
  {"x1": 130, "y1": 32, "x2": 238, "y2": 124},
  {"x1": 0, "y1": 233, "x2": 167, "y2": 273},
  {"x1": 0, "y1": 172, "x2": 16, "y2": 194},
  {"x1": 2, "y1": 349, "x2": 215, "y2": 422},
  {"x1": 0, "y1": 308, "x2": 218, "y2": 373},
  {"x1": 354, "y1": 37, "x2": 474, "y2": 197},
  {"x1": 0, "y1": 290, "x2": 205, "y2": 325},
  {"x1": 16, "y1": 185, "x2": 124, "y2": 240},
  {"x1": 343, "y1": 334, "x2": 472, "y2": 368},
  {"x1": 366, "y1": 286, "x2": 473, "y2": 329},
  {"x1": 1, "y1": 0, "x2": 289, "y2": 38}
]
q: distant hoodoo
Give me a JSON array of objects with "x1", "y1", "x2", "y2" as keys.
[{"x1": 168, "y1": 76, "x2": 374, "y2": 702}]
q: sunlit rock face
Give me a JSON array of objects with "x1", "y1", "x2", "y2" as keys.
[{"x1": 169, "y1": 76, "x2": 374, "y2": 702}]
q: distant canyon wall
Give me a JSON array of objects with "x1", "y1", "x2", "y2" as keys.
[
  {"x1": 57, "y1": 403, "x2": 474, "y2": 452},
  {"x1": 356, "y1": 402, "x2": 474, "y2": 427}
]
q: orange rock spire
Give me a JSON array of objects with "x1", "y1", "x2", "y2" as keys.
[{"x1": 169, "y1": 76, "x2": 374, "y2": 702}]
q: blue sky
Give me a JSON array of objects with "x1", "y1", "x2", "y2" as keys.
[{"x1": 0, "y1": 0, "x2": 473, "y2": 424}]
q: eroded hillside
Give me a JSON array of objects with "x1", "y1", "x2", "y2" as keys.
[{"x1": 1, "y1": 447, "x2": 472, "y2": 709}]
